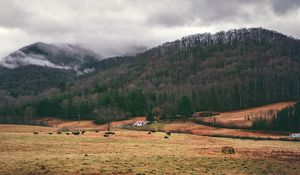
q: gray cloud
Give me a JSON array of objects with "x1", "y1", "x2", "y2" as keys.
[
  {"x1": 0, "y1": 0, "x2": 299, "y2": 58},
  {"x1": 271, "y1": 0, "x2": 300, "y2": 15}
]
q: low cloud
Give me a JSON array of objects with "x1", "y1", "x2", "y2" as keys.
[{"x1": 0, "y1": 0, "x2": 300, "y2": 58}]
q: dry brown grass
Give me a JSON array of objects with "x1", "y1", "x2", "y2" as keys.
[
  {"x1": 39, "y1": 116, "x2": 146, "y2": 131},
  {"x1": 0, "y1": 125, "x2": 300, "y2": 174},
  {"x1": 139, "y1": 121, "x2": 289, "y2": 139},
  {"x1": 0, "y1": 124, "x2": 56, "y2": 133}
]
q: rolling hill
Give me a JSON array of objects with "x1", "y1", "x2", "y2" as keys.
[
  {"x1": 0, "y1": 27, "x2": 300, "y2": 128},
  {"x1": 0, "y1": 42, "x2": 102, "y2": 97}
]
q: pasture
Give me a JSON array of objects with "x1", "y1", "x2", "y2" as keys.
[{"x1": 0, "y1": 125, "x2": 300, "y2": 174}]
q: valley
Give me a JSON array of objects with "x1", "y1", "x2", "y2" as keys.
[
  {"x1": 1, "y1": 125, "x2": 300, "y2": 175},
  {"x1": 0, "y1": 28, "x2": 300, "y2": 175}
]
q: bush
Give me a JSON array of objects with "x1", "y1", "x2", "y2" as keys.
[{"x1": 221, "y1": 146, "x2": 235, "y2": 154}]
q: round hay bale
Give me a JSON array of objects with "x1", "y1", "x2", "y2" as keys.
[
  {"x1": 33, "y1": 132, "x2": 38, "y2": 135},
  {"x1": 166, "y1": 131, "x2": 171, "y2": 136},
  {"x1": 57, "y1": 131, "x2": 62, "y2": 134},
  {"x1": 104, "y1": 134, "x2": 109, "y2": 137},
  {"x1": 81, "y1": 131, "x2": 85, "y2": 134},
  {"x1": 221, "y1": 146, "x2": 235, "y2": 154},
  {"x1": 164, "y1": 136, "x2": 169, "y2": 139}
]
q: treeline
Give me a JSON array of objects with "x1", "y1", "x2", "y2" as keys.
[
  {"x1": 252, "y1": 102, "x2": 300, "y2": 132},
  {"x1": 0, "y1": 85, "x2": 194, "y2": 124}
]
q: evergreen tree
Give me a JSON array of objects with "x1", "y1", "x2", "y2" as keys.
[
  {"x1": 146, "y1": 111, "x2": 154, "y2": 122},
  {"x1": 177, "y1": 96, "x2": 193, "y2": 118}
]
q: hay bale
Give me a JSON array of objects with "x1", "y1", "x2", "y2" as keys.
[
  {"x1": 221, "y1": 146, "x2": 235, "y2": 154},
  {"x1": 57, "y1": 131, "x2": 62, "y2": 134},
  {"x1": 103, "y1": 134, "x2": 109, "y2": 137},
  {"x1": 48, "y1": 132, "x2": 53, "y2": 135},
  {"x1": 95, "y1": 130, "x2": 99, "y2": 133},
  {"x1": 166, "y1": 131, "x2": 171, "y2": 136},
  {"x1": 164, "y1": 136, "x2": 169, "y2": 139},
  {"x1": 33, "y1": 132, "x2": 38, "y2": 135},
  {"x1": 66, "y1": 132, "x2": 70, "y2": 135},
  {"x1": 148, "y1": 131, "x2": 151, "y2": 134},
  {"x1": 81, "y1": 131, "x2": 85, "y2": 134}
]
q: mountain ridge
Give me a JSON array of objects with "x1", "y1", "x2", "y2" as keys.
[
  {"x1": 142, "y1": 27, "x2": 300, "y2": 57},
  {"x1": 0, "y1": 27, "x2": 299, "y2": 123}
]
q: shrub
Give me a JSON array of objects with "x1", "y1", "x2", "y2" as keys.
[{"x1": 221, "y1": 146, "x2": 235, "y2": 154}]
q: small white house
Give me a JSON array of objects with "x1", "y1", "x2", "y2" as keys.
[
  {"x1": 290, "y1": 133, "x2": 300, "y2": 138},
  {"x1": 133, "y1": 121, "x2": 146, "y2": 127}
]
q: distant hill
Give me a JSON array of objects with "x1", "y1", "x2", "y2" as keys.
[
  {"x1": 0, "y1": 42, "x2": 102, "y2": 97},
  {"x1": 0, "y1": 27, "x2": 300, "y2": 125}
]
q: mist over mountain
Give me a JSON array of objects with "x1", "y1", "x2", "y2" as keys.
[
  {"x1": 0, "y1": 42, "x2": 101, "y2": 70},
  {"x1": 0, "y1": 27, "x2": 300, "y2": 123},
  {"x1": 0, "y1": 42, "x2": 103, "y2": 97}
]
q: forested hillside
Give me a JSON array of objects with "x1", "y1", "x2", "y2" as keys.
[
  {"x1": 1, "y1": 28, "x2": 300, "y2": 125},
  {"x1": 0, "y1": 42, "x2": 102, "y2": 97}
]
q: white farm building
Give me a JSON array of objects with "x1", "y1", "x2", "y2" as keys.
[{"x1": 290, "y1": 133, "x2": 300, "y2": 138}]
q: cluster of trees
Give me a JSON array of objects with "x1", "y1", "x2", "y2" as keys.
[
  {"x1": 0, "y1": 65, "x2": 75, "y2": 97},
  {"x1": 252, "y1": 102, "x2": 300, "y2": 132},
  {"x1": 0, "y1": 85, "x2": 194, "y2": 124}
]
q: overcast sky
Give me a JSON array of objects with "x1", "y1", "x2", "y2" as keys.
[{"x1": 1, "y1": 0, "x2": 300, "y2": 58}]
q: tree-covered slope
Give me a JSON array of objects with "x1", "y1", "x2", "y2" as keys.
[{"x1": 1, "y1": 28, "x2": 300, "y2": 124}]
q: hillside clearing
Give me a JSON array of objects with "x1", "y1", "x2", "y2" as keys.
[{"x1": 199, "y1": 101, "x2": 296, "y2": 128}]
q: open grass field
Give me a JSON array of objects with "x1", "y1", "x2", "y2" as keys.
[
  {"x1": 42, "y1": 116, "x2": 145, "y2": 131},
  {"x1": 1, "y1": 125, "x2": 300, "y2": 175},
  {"x1": 125, "y1": 120, "x2": 296, "y2": 141},
  {"x1": 199, "y1": 101, "x2": 295, "y2": 128}
]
